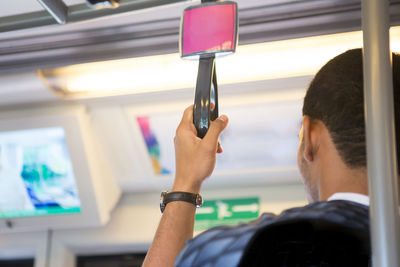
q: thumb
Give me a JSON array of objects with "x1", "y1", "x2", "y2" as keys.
[{"x1": 203, "y1": 115, "x2": 229, "y2": 149}]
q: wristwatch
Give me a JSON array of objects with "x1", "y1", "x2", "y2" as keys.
[{"x1": 160, "y1": 191, "x2": 203, "y2": 213}]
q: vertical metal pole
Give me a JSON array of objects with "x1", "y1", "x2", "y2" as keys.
[{"x1": 362, "y1": 0, "x2": 400, "y2": 266}]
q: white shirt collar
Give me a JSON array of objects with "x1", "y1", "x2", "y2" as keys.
[{"x1": 327, "y1": 192, "x2": 370, "y2": 206}]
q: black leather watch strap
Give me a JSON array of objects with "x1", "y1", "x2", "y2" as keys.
[{"x1": 160, "y1": 191, "x2": 203, "y2": 213}]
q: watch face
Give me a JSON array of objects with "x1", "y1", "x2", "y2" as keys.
[
  {"x1": 160, "y1": 191, "x2": 168, "y2": 213},
  {"x1": 195, "y1": 194, "x2": 203, "y2": 208}
]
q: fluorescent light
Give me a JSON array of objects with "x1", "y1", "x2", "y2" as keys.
[{"x1": 38, "y1": 27, "x2": 400, "y2": 98}]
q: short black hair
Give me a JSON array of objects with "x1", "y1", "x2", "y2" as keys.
[{"x1": 303, "y1": 48, "x2": 400, "y2": 173}]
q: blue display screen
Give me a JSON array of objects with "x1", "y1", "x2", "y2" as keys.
[{"x1": 0, "y1": 127, "x2": 81, "y2": 218}]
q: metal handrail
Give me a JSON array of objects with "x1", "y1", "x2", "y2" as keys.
[{"x1": 362, "y1": 0, "x2": 400, "y2": 266}]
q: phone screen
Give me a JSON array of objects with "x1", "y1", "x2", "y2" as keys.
[{"x1": 180, "y1": 2, "x2": 238, "y2": 59}]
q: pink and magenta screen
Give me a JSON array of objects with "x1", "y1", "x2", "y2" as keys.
[{"x1": 181, "y1": 3, "x2": 237, "y2": 57}]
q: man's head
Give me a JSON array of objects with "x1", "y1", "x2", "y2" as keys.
[{"x1": 297, "y1": 48, "x2": 400, "y2": 202}]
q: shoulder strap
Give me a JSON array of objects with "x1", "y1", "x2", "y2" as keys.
[
  {"x1": 175, "y1": 213, "x2": 277, "y2": 267},
  {"x1": 176, "y1": 200, "x2": 370, "y2": 267},
  {"x1": 239, "y1": 200, "x2": 370, "y2": 266}
]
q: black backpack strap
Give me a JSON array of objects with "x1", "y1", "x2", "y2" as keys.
[
  {"x1": 176, "y1": 200, "x2": 370, "y2": 267},
  {"x1": 175, "y1": 213, "x2": 277, "y2": 267},
  {"x1": 239, "y1": 200, "x2": 371, "y2": 266}
]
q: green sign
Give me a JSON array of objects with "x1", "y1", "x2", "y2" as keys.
[{"x1": 195, "y1": 197, "x2": 260, "y2": 231}]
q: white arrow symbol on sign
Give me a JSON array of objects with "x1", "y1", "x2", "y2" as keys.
[
  {"x1": 217, "y1": 201, "x2": 232, "y2": 219},
  {"x1": 196, "y1": 207, "x2": 215, "y2": 214},
  {"x1": 232, "y1": 203, "x2": 259, "y2": 213}
]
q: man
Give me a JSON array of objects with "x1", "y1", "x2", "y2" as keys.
[{"x1": 142, "y1": 49, "x2": 400, "y2": 266}]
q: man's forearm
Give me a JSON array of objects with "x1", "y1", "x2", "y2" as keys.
[
  {"x1": 142, "y1": 201, "x2": 196, "y2": 267},
  {"x1": 142, "y1": 106, "x2": 227, "y2": 267}
]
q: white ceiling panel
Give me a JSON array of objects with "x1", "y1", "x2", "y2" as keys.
[
  {"x1": 2, "y1": 1, "x2": 45, "y2": 17},
  {"x1": 0, "y1": 0, "x2": 270, "y2": 19},
  {"x1": 0, "y1": 0, "x2": 295, "y2": 41},
  {"x1": 2, "y1": 0, "x2": 86, "y2": 17}
]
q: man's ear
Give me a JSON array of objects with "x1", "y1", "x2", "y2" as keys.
[{"x1": 302, "y1": 115, "x2": 316, "y2": 162}]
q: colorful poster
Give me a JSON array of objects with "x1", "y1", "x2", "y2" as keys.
[
  {"x1": 136, "y1": 100, "x2": 302, "y2": 175},
  {"x1": 137, "y1": 117, "x2": 172, "y2": 175}
]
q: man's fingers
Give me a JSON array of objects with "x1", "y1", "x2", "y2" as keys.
[
  {"x1": 203, "y1": 115, "x2": 229, "y2": 149},
  {"x1": 180, "y1": 105, "x2": 194, "y2": 125},
  {"x1": 210, "y1": 102, "x2": 215, "y2": 110},
  {"x1": 177, "y1": 105, "x2": 197, "y2": 135},
  {"x1": 217, "y1": 142, "x2": 223, "y2": 154}
]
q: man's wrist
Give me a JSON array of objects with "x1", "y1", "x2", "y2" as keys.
[
  {"x1": 172, "y1": 177, "x2": 201, "y2": 194},
  {"x1": 160, "y1": 190, "x2": 203, "y2": 213}
]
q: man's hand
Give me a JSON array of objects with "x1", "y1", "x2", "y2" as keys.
[
  {"x1": 173, "y1": 105, "x2": 229, "y2": 193},
  {"x1": 142, "y1": 105, "x2": 229, "y2": 267}
]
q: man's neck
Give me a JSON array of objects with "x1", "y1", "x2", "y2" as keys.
[{"x1": 319, "y1": 164, "x2": 368, "y2": 201}]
